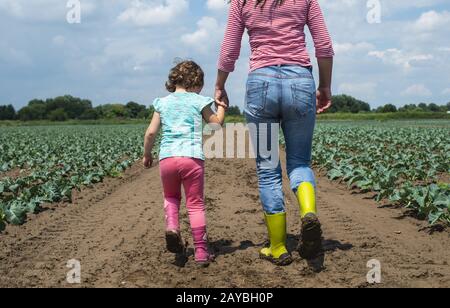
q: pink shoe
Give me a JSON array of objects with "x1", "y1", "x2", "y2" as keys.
[{"x1": 191, "y1": 226, "x2": 215, "y2": 267}]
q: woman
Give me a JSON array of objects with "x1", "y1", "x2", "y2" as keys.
[{"x1": 216, "y1": 0, "x2": 334, "y2": 265}]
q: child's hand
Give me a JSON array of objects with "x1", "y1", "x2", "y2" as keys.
[
  {"x1": 143, "y1": 155, "x2": 153, "y2": 169},
  {"x1": 214, "y1": 88, "x2": 229, "y2": 109},
  {"x1": 215, "y1": 99, "x2": 228, "y2": 111}
]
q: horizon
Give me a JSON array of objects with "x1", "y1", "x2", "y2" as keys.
[
  {"x1": 1, "y1": 0, "x2": 450, "y2": 109},
  {"x1": 2, "y1": 93, "x2": 449, "y2": 114}
]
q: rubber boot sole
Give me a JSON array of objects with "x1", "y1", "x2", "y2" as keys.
[
  {"x1": 260, "y1": 252, "x2": 293, "y2": 266},
  {"x1": 165, "y1": 231, "x2": 185, "y2": 254},
  {"x1": 298, "y1": 214, "x2": 323, "y2": 260}
]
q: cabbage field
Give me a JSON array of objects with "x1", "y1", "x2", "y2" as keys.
[
  {"x1": 0, "y1": 121, "x2": 449, "y2": 231},
  {"x1": 0, "y1": 125, "x2": 149, "y2": 230},
  {"x1": 311, "y1": 121, "x2": 450, "y2": 225}
]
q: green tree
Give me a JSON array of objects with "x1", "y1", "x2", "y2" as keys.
[
  {"x1": 137, "y1": 106, "x2": 155, "y2": 120},
  {"x1": 227, "y1": 106, "x2": 242, "y2": 116},
  {"x1": 79, "y1": 109, "x2": 100, "y2": 120},
  {"x1": 377, "y1": 104, "x2": 397, "y2": 113},
  {"x1": 95, "y1": 104, "x2": 129, "y2": 118},
  {"x1": 45, "y1": 95, "x2": 92, "y2": 119},
  {"x1": 398, "y1": 104, "x2": 418, "y2": 112},
  {"x1": 18, "y1": 104, "x2": 46, "y2": 121},
  {"x1": 428, "y1": 103, "x2": 440, "y2": 112},
  {"x1": 48, "y1": 108, "x2": 69, "y2": 121},
  {"x1": 329, "y1": 95, "x2": 371, "y2": 113},
  {"x1": 125, "y1": 102, "x2": 146, "y2": 118},
  {"x1": 418, "y1": 103, "x2": 428, "y2": 112},
  {"x1": 0, "y1": 105, "x2": 16, "y2": 120},
  {"x1": 28, "y1": 99, "x2": 46, "y2": 107}
]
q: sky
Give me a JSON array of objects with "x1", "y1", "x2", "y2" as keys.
[{"x1": 0, "y1": 0, "x2": 449, "y2": 110}]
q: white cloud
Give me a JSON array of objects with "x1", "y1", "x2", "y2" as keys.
[
  {"x1": 2, "y1": 0, "x2": 450, "y2": 109},
  {"x1": 321, "y1": 0, "x2": 359, "y2": 13},
  {"x1": 181, "y1": 17, "x2": 222, "y2": 53},
  {"x1": 334, "y1": 42, "x2": 374, "y2": 55},
  {"x1": 206, "y1": 0, "x2": 228, "y2": 11},
  {"x1": 368, "y1": 48, "x2": 433, "y2": 70},
  {"x1": 52, "y1": 35, "x2": 66, "y2": 46},
  {"x1": 442, "y1": 88, "x2": 450, "y2": 95},
  {"x1": 118, "y1": 0, "x2": 188, "y2": 26},
  {"x1": 0, "y1": 0, "x2": 96, "y2": 21},
  {"x1": 0, "y1": 43, "x2": 32, "y2": 66},
  {"x1": 337, "y1": 82, "x2": 377, "y2": 100},
  {"x1": 413, "y1": 10, "x2": 450, "y2": 32},
  {"x1": 88, "y1": 38, "x2": 164, "y2": 74},
  {"x1": 0, "y1": 0, "x2": 22, "y2": 17},
  {"x1": 401, "y1": 84, "x2": 432, "y2": 97}
]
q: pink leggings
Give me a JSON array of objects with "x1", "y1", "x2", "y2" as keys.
[{"x1": 160, "y1": 157, "x2": 206, "y2": 232}]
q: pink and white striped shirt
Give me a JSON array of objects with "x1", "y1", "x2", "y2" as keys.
[{"x1": 218, "y1": 0, "x2": 334, "y2": 72}]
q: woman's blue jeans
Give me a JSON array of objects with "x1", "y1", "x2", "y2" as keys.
[{"x1": 244, "y1": 65, "x2": 316, "y2": 215}]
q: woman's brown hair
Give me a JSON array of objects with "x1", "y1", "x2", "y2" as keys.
[{"x1": 165, "y1": 60, "x2": 205, "y2": 93}]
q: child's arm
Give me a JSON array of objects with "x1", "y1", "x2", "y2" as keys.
[
  {"x1": 143, "y1": 112, "x2": 161, "y2": 168},
  {"x1": 202, "y1": 104, "x2": 226, "y2": 126}
]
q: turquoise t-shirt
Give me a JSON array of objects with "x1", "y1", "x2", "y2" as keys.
[{"x1": 153, "y1": 92, "x2": 214, "y2": 161}]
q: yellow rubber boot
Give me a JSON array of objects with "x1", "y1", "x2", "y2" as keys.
[
  {"x1": 297, "y1": 182, "x2": 323, "y2": 259},
  {"x1": 296, "y1": 182, "x2": 317, "y2": 218},
  {"x1": 260, "y1": 213, "x2": 292, "y2": 266}
]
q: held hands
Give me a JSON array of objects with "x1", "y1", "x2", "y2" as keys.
[
  {"x1": 214, "y1": 87, "x2": 229, "y2": 110},
  {"x1": 142, "y1": 155, "x2": 153, "y2": 169},
  {"x1": 316, "y1": 87, "x2": 333, "y2": 114}
]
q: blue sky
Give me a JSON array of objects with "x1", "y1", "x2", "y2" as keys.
[{"x1": 1, "y1": 0, "x2": 449, "y2": 110}]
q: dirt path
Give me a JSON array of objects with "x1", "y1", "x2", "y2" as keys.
[{"x1": 0, "y1": 153, "x2": 449, "y2": 288}]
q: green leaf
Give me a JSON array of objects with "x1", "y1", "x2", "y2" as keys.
[
  {"x1": 5, "y1": 202, "x2": 27, "y2": 225},
  {"x1": 428, "y1": 211, "x2": 444, "y2": 225},
  {"x1": 327, "y1": 169, "x2": 343, "y2": 180},
  {"x1": 9, "y1": 184, "x2": 20, "y2": 193}
]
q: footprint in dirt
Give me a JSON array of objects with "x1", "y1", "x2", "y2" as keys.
[
  {"x1": 122, "y1": 270, "x2": 152, "y2": 287},
  {"x1": 210, "y1": 239, "x2": 257, "y2": 257}
]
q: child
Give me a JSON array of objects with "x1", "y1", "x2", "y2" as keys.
[{"x1": 143, "y1": 60, "x2": 226, "y2": 267}]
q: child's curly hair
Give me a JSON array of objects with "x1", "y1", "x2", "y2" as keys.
[{"x1": 165, "y1": 60, "x2": 205, "y2": 93}]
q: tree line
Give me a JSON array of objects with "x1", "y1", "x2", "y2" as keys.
[
  {"x1": 0, "y1": 96, "x2": 154, "y2": 121},
  {"x1": 0, "y1": 94, "x2": 449, "y2": 121},
  {"x1": 328, "y1": 95, "x2": 450, "y2": 114}
]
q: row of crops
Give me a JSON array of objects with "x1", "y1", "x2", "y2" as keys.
[
  {"x1": 0, "y1": 125, "x2": 155, "y2": 230},
  {"x1": 309, "y1": 121, "x2": 450, "y2": 225},
  {"x1": 1, "y1": 121, "x2": 449, "y2": 231}
]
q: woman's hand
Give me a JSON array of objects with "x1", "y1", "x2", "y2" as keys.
[
  {"x1": 316, "y1": 87, "x2": 332, "y2": 114},
  {"x1": 214, "y1": 87, "x2": 229, "y2": 109},
  {"x1": 143, "y1": 155, "x2": 153, "y2": 169},
  {"x1": 215, "y1": 70, "x2": 230, "y2": 109}
]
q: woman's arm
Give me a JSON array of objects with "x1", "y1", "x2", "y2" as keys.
[
  {"x1": 215, "y1": 70, "x2": 230, "y2": 108},
  {"x1": 307, "y1": 0, "x2": 334, "y2": 60},
  {"x1": 218, "y1": 0, "x2": 245, "y2": 73},
  {"x1": 316, "y1": 58, "x2": 333, "y2": 114},
  {"x1": 202, "y1": 105, "x2": 226, "y2": 126},
  {"x1": 307, "y1": 0, "x2": 334, "y2": 113},
  {"x1": 143, "y1": 112, "x2": 161, "y2": 168},
  {"x1": 216, "y1": 0, "x2": 244, "y2": 107}
]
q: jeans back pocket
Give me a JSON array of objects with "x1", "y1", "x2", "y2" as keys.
[
  {"x1": 291, "y1": 83, "x2": 315, "y2": 117},
  {"x1": 246, "y1": 81, "x2": 269, "y2": 114}
]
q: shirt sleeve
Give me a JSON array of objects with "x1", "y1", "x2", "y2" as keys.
[
  {"x1": 153, "y1": 98, "x2": 161, "y2": 113},
  {"x1": 218, "y1": 0, "x2": 245, "y2": 72},
  {"x1": 307, "y1": 0, "x2": 335, "y2": 58},
  {"x1": 198, "y1": 96, "x2": 214, "y2": 113}
]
